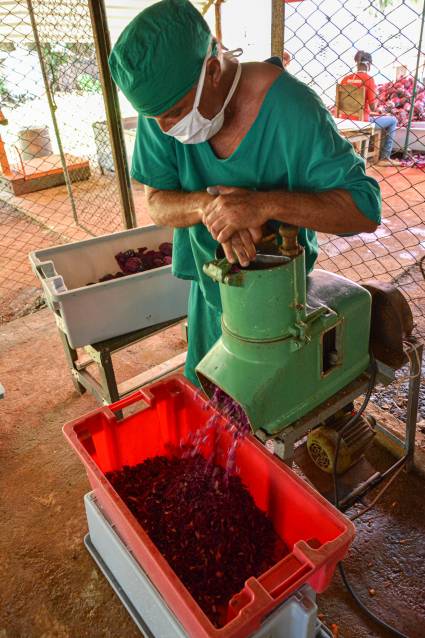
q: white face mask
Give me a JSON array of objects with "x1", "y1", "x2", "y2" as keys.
[{"x1": 163, "y1": 40, "x2": 242, "y2": 144}]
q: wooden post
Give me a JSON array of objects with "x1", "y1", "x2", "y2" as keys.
[
  {"x1": 0, "y1": 111, "x2": 10, "y2": 174},
  {"x1": 215, "y1": 0, "x2": 223, "y2": 42},
  {"x1": 271, "y1": 0, "x2": 284, "y2": 57},
  {"x1": 0, "y1": 135, "x2": 11, "y2": 175},
  {"x1": 88, "y1": 0, "x2": 137, "y2": 230}
]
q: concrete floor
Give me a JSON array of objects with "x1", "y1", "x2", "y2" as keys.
[
  {"x1": 319, "y1": 444, "x2": 425, "y2": 638},
  {"x1": 0, "y1": 308, "x2": 424, "y2": 638}
]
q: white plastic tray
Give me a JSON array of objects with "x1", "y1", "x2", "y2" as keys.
[
  {"x1": 29, "y1": 225, "x2": 190, "y2": 347},
  {"x1": 394, "y1": 122, "x2": 425, "y2": 152}
]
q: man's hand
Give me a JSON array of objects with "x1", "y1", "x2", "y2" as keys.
[
  {"x1": 222, "y1": 227, "x2": 263, "y2": 267},
  {"x1": 203, "y1": 186, "x2": 268, "y2": 243}
]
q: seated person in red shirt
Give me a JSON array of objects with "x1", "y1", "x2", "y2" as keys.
[{"x1": 341, "y1": 51, "x2": 399, "y2": 166}]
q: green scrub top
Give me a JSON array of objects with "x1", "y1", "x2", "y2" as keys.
[{"x1": 131, "y1": 71, "x2": 381, "y2": 312}]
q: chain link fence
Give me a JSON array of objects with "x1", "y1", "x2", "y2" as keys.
[
  {"x1": 1, "y1": 0, "x2": 425, "y2": 342},
  {"x1": 0, "y1": 0, "x2": 135, "y2": 322},
  {"x1": 283, "y1": 0, "x2": 425, "y2": 339}
]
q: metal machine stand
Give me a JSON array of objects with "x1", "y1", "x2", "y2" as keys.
[
  {"x1": 57, "y1": 316, "x2": 186, "y2": 405},
  {"x1": 256, "y1": 340, "x2": 423, "y2": 507}
]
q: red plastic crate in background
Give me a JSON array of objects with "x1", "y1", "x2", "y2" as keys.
[{"x1": 63, "y1": 375, "x2": 355, "y2": 638}]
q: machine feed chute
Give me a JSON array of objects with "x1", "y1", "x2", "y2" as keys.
[{"x1": 196, "y1": 225, "x2": 372, "y2": 436}]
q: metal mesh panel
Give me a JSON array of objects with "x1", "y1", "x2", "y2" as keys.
[
  {"x1": 284, "y1": 0, "x2": 425, "y2": 339},
  {"x1": 0, "y1": 0, "x2": 132, "y2": 322},
  {"x1": 1, "y1": 0, "x2": 425, "y2": 339}
]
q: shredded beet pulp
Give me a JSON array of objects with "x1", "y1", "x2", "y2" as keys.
[{"x1": 107, "y1": 454, "x2": 288, "y2": 626}]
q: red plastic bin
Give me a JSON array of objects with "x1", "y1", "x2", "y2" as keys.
[{"x1": 63, "y1": 375, "x2": 355, "y2": 638}]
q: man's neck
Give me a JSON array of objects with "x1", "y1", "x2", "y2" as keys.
[
  {"x1": 209, "y1": 62, "x2": 282, "y2": 157},
  {"x1": 223, "y1": 61, "x2": 281, "y2": 126},
  {"x1": 220, "y1": 58, "x2": 241, "y2": 113}
]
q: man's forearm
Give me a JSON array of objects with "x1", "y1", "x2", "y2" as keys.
[
  {"x1": 260, "y1": 189, "x2": 378, "y2": 234},
  {"x1": 144, "y1": 185, "x2": 211, "y2": 227}
]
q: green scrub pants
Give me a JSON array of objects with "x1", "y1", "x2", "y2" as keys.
[{"x1": 184, "y1": 281, "x2": 222, "y2": 386}]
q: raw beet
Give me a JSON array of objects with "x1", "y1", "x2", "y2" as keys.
[
  {"x1": 121, "y1": 256, "x2": 143, "y2": 273},
  {"x1": 107, "y1": 454, "x2": 287, "y2": 626},
  {"x1": 115, "y1": 249, "x2": 137, "y2": 271},
  {"x1": 99, "y1": 273, "x2": 115, "y2": 282},
  {"x1": 376, "y1": 75, "x2": 425, "y2": 125},
  {"x1": 210, "y1": 388, "x2": 252, "y2": 475},
  {"x1": 400, "y1": 152, "x2": 425, "y2": 170},
  {"x1": 153, "y1": 257, "x2": 165, "y2": 267},
  {"x1": 159, "y1": 241, "x2": 173, "y2": 256},
  {"x1": 212, "y1": 388, "x2": 251, "y2": 436},
  {"x1": 86, "y1": 241, "x2": 173, "y2": 285}
]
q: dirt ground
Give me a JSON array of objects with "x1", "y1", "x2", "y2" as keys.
[
  {"x1": 0, "y1": 202, "x2": 59, "y2": 323},
  {"x1": 1, "y1": 308, "x2": 424, "y2": 638}
]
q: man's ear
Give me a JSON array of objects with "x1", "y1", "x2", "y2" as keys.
[{"x1": 206, "y1": 57, "x2": 222, "y2": 88}]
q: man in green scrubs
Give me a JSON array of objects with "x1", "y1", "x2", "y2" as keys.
[{"x1": 109, "y1": 0, "x2": 381, "y2": 386}]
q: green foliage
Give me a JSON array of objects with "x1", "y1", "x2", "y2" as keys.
[
  {"x1": 41, "y1": 44, "x2": 69, "y2": 92},
  {"x1": 0, "y1": 69, "x2": 28, "y2": 106},
  {"x1": 65, "y1": 43, "x2": 96, "y2": 57},
  {"x1": 76, "y1": 73, "x2": 101, "y2": 94},
  {"x1": 375, "y1": 0, "x2": 420, "y2": 9},
  {"x1": 0, "y1": 74, "x2": 7, "y2": 98}
]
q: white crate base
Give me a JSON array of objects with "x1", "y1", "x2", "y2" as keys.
[{"x1": 84, "y1": 492, "x2": 331, "y2": 638}]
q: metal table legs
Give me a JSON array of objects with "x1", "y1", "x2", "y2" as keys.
[{"x1": 58, "y1": 316, "x2": 186, "y2": 405}]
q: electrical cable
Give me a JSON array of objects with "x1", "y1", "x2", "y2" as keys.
[
  {"x1": 338, "y1": 564, "x2": 408, "y2": 638},
  {"x1": 387, "y1": 340, "x2": 422, "y2": 385},
  {"x1": 332, "y1": 358, "x2": 409, "y2": 638},
  {"x1": 404, "y1": 343, "x2": 422, "y2": 380},
  {"x1": 349, "y1": 460, "x2": 406, "y2": 522}
]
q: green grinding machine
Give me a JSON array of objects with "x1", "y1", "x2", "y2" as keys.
[{"x1": 196, "y1": 225, "x2": 373, "y2": 437}]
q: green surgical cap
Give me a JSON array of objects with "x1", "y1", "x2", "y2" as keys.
[{"x1": 109, "y1": 0, "x2": 212, "y2": 116}]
